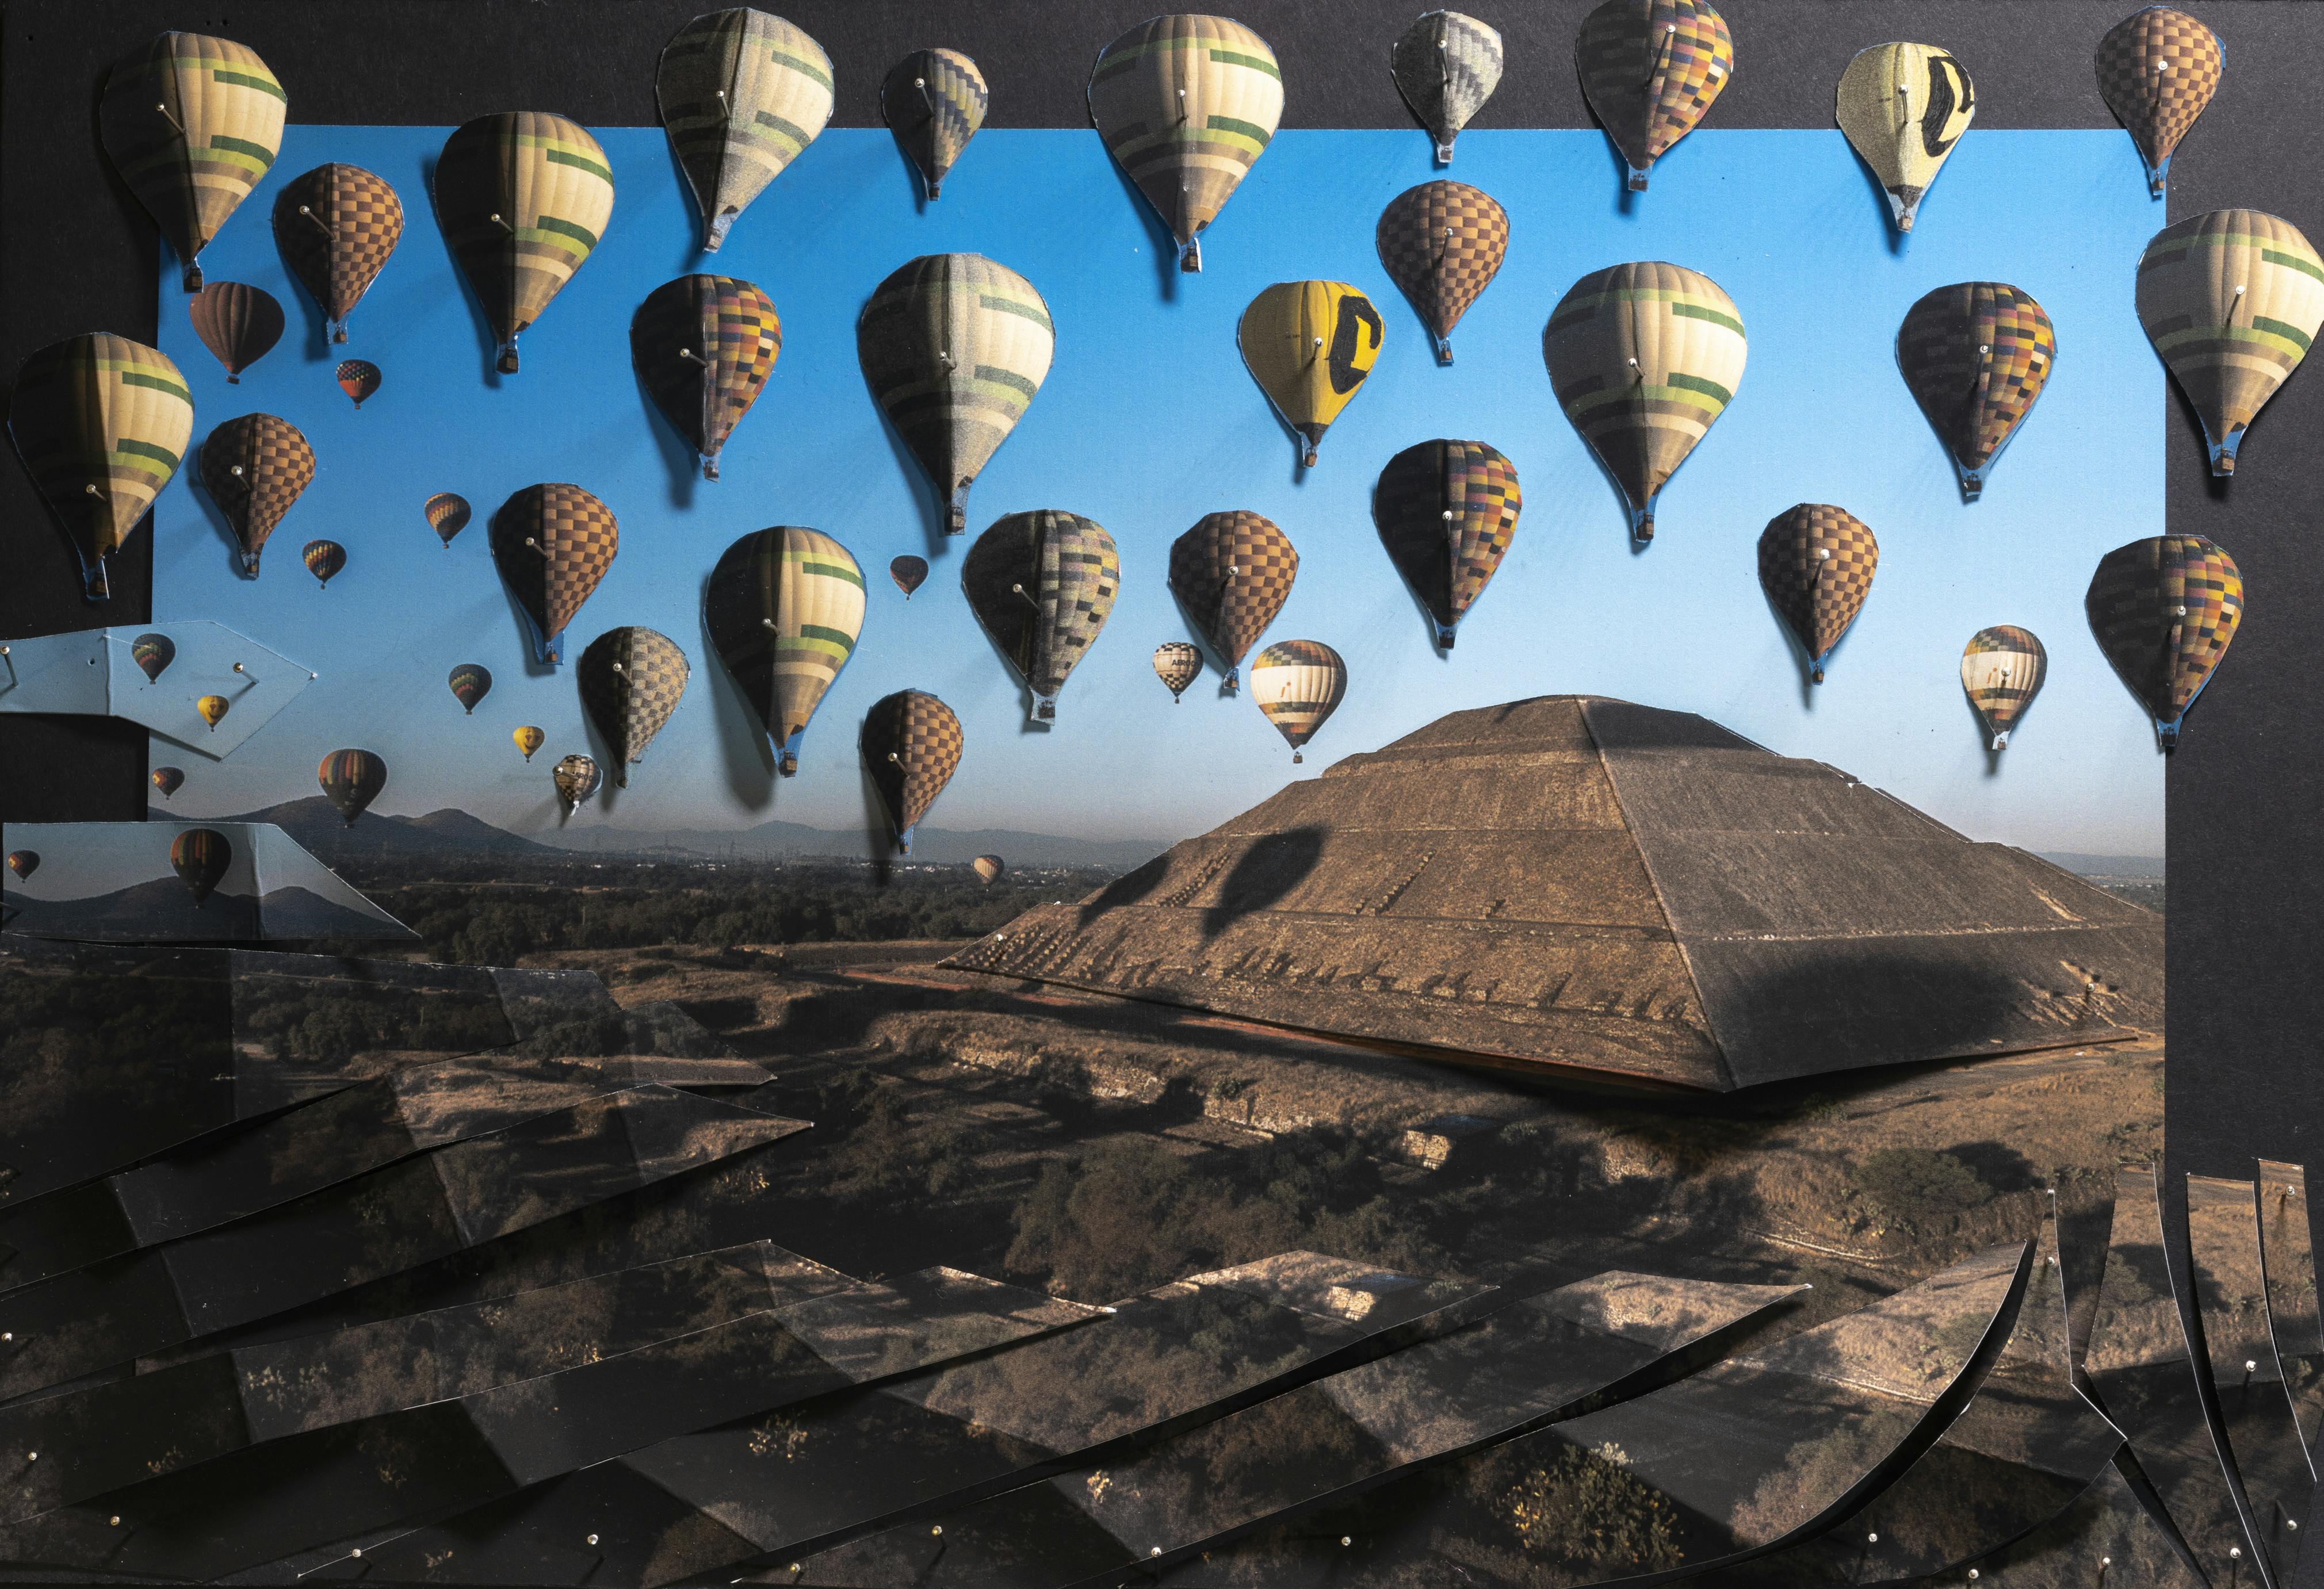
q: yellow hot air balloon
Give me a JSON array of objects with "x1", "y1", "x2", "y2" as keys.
[
  {"x1": 7, "y1": 335, "x2": 195, "y2": 601},
  {"x1": 1835, "y1": 43, "x2": 1975, "y2": 233},
  {"x1": 1249, "y1": 641, "x2": 1346, "y2": 764},
  {"x1": 1238, "y1": 281, "x2": 1384, "y2": 467},
  {"x1": 196, "y1": 694, "x2": 230, "y2": 731},
  {"x1": 1543, "y1": 261, "x2": 1746, "y2": 542},
  {"x1": 1960, "y1": 627, "x2": 2046, "y2": 751},
  {"x1": 704, "y1": 527, "x2": 866, "y2": 776},
  {"x1": 433, "y1": 113, "x2": 617, "y2": 374},
  {"x1": 514, "y1": 725, "x2": 545, "y2": 761},
  {"x1": 657, "y1": 9, "x2": 835, "y2": 252},
  {"x1": 98, "y1": 33, "x2": 288, "y2": 290},
  {"x1": 1088, "y1": 14, "x2": 1283, "y2": 272},
  {"x1": 2136, "y1": 210, "x2": 2324, "y2": 477}
]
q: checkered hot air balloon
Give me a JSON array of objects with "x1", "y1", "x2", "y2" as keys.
[
  {"x1": 1376, "y1": 181, "x2": 1507, "y2": 365},
  {"x1": 1836, "y1": 43, "x2": 1975, "y2": 234},
  {"x1": 1896, "y1": 282, "x2": 2055, "y2": 501},
  {"x1": 704, "y1": 527, "x2": 865, "y2": 776},
  {"x1": 2085, "y1": 535, "x2": 2242, "y2": 748},
  {"x1": 1153, "y1": 641, "x2": 1203, "y2": 702},
  {"x1": 657, "y1": 9, "x2": 834, "y2": 252},
  {"x1": 1757, "y1": 504, "x2": 1879, "y2": 684},
  {"x1": 490, "y1": 484, "x2": 618, "y2": 664},
  {"x1": 273, "y1": 163, "x2": 404, "y2": 343},
  {"x1": 1374, "y1": 439, "x2": 1521, "y2": 650},
  {"x1": 631, "y1": 274, "x2": 781, "y2": 481},
  {"x1": 553, "y1": 752, "x2": 601, "y2": 809},
  {"x1": 578, "y1": 627, "x2": 690, "y2": 788},
  {"x1": 962, "y1": 511, "x2": 1119, "y2": 723},
  {"x1": 98, "y1": 33, "x2": 287, "y2": 290},
  {"x1": 1250, "y1": 640, "x2": 1346, "y2": 763},
  {"x1": 861, "y1": 690, "x2": 962, "y2": 855},
  {"x1": 1575, "y1": 0, "x2": 1732, "y2": 193},
  {"x1": 318, "y1": 748, "x2": 388, "y2": 826},
  {"x1": 1390, "y1": 11, "x2": 1503, "y2": 164},
  {"x1": 883, "y1": 49, "x2": 988, "y2": 199},
  {"x1": 2096, "y1": 6, "x2": 2223, "y2": 199},
  {"x1": 433, "y1": 113, "x2": 616, "y2": 373},
  {"x1": 1960, "y1": 627, "x2": 2047, "y2": 750},
  {"x1": 188, "y1": 282, "x2": 283, "y2": 382},
  {"x1": 1168, "y1": 511, "x2": 1297, "y2": 694},
  {"x1": 200, "y1": 412, "x2": 313, "y2": 575}
]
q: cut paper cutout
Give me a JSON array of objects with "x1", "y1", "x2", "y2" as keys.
[
  {"x1": 1836, "y1": 41, "x2": 1975, "y2": 233},
  {"x1": 2097, "y1": 6, "x2": 2224, "y2": 199},
  {"x1": 860, "y1": 689, "x2": 962, "y2": 855},
  {"x1": 1239, "y1": 279, "x2": 1383, "y2": 466},
  {"x1": 658, "y1": 8, "x2": 835, "y2": 253},
  {"x1": 1758, "y1": 502, "x2": 1879, "y2": 684},
  {"x1": 188, "y1": 281, "x2": 284, "y2": 381},
  {"x1": 578, "y1": 626, "x2": 691, "y2": 788},
  {"x1": 272, "y1": 162, "x2": 404, "y2": 343},
  {"x1": 961, "y1": 510, "x2": 1119, "y2": 723},
  {"x1": 1962, "y1": 625, "x2": 2048, "y2": 749},
  {"x1": 433, "y1": 112, "x2": 616, "y2": 373},
  {"x1": 1153, "y1": 640, "x2": 1202, "y2": 701},
  {"x1": 1375, "y1": 179, "x2": 1507, "y2": 365},
  {"x1": 198, "y1": 411, "x2": 314, "y2": 575},
  {"x1": 489, "y1": 483, "x2": 619, "y2": 665},
  {"x1": 1167, "y1": 511, "x2": 1297, "y2": 696},
  {"x1": 1251, "y1": 640, "x2": 1346, "y2": 764},
  {"x1": 630, "y1": 273, "x2": 781, "y2": 480},
  {"x1": 704, "y1": 527, "x2": 865, "y2": 776},
  {"x1": 0, "y1": 621, "x2": 313, "y2": 756},
  {"x1": 1374, "y1": 438, "x2": 1520, "y2": 649},
  {"x1": 98, "y1": 32, "x2": 287, "y2": 290},
  {"x1": 1390, "y1": 11, "x2": 1504, "y2": 164},
  {"x1": 882, "y1": 49, "x2": 987, "y2": 199},
  {"x1": 1575, "y1": 0, "x2": 1732, "y2": 192},
  {"x1": 2085, "y1": 535, "x2": 2242, "y2": 749},
  {"x1": 1897, "y1": 280, "x2": 2055, "y2": 500},
  {"x1": 2257, "y1": 1161, "x2": 2324, "y2": 1464}
]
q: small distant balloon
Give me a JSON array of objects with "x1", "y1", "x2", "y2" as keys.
[
  {"x1": 514, "y1": 725, "x2": 545, "y2": 761},
  {"x1": 425, "y1": 492, "x2": 471, "y2": 547},
  {"x1": 336, "y1": 358, "x2": 380, "y2": 408},
  {"x1": 196, "y1": 694, "x2": 230, "y2": 730},
  {"x1": 890, "y1": 555, "x2": 929, "y2": 600},
  {"x1": 188, "y1": 282, "x2": 284, "y2": 382},
  {"x1": 553, "y1": 752, "x2": 602, "y2": 810},
  {"x1": 150, "y1": 765, "x2": 186, "y2": 800},
  {"x1": 972, "y1": 855, "x2": 1004, "y2": 886},
  {"x1": 318, "y1": 748, "x2": 388, "y2": 826},
  {"x1": 170, "y1": 826, "x2": 232, "y2": 906},
  {"x1": 303, "y1": 539, "x2": 346, "y2": 587},
  {"x1": 131, "y1": 631, "x2": 177, "y2": 683},
  {"x1": 448, "y1": 663, "x2": 492, "y2": 714},
  {"x1": 1153, "y1": 641, "x2": 1202, "y2": 702},
  {"x1": 1961, "y1": 626, "x2": 2047, "y2": 751},
  {"x1": 5, "y1": 851, "x2": 37, "y2": 882},
  {"x1": 1251, "y1": 641, "x2": 1346, "y2": 764}
]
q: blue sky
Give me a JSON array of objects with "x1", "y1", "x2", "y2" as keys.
[{"x1": 149, "y1": 122, "x2": 2164, "y2": 857}]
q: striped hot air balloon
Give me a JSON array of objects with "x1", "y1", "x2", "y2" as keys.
[
  {"x1": 1543, "y1": 261, "x2": 1746, "y2": 543},
  {"x1": 1390, "y1": 11, "x2": 1504, "y2": 164},
  {"x1": 657, "y1": 9, "x2": 834, "y2": 253},
  {"x1": 425, "y1": 492, "x2": 471, "y2": 547},
  {"x1": 513, "y1": 725, "x2": 545, "y2": 762},
  {"x1": 1373, "y1": 439, "x2": 1522, "y2": 650},
  {"x1": 448, "y1": 663, "x2": 492, "y2": 714},
  {"x1": 318, "y1": 748, "x2": 388, "y2": 826},
  {"x1": 2136, "y1": 210, "x2": 2324, "y2": 477},
  {"x1": 858, "y1": 254, "x2": 1054, "y2": 534},
  {"x1": 2086, "y1": 535, "x2": 2242, "y2": 748},
  {"x1": 1239, "y1": 281, "x2": 1384, "y2": 466},
  {"x1": 273, "y1": 163, "x2": 404, "y2": 344},
  {"x1": 200, "y1": 413, "x2": 313, "y2": 575},
  {"x1": 1960, "y1": 626, "x2": 2047, "y2": 750},
  {"x1": 962, "y1": 511, "x2": 1120, "y2": 723},
  {"x1": 302, "y1": 539, "x2": 346, "y2": 587},
  {"x1": 130, "y1": 632, "x2": 177, "y2": 683},
  {"x1": 1897, "y1": 282, "x2": 2055, "y2": 501},
  {"x1": 883, "y1": 49, "x2": 988, "y2": 200},
  {"x1": 1377, "y1": 181, "x2": 1508, "y2": 365},
  {"x1": 187, "y1": 282, "x2": 284, "y2": 382},
  {"x1": 1167, "y1": 511, "x2": 1297, "y2": 694},
  {"x1": 490, "y1": 484, "x2": 618, "y2": 664},
  {"x1": 7, "y1": 334, "x2": 195, "y2": 600},
  {"x1": 578, "y1": 628, "x2": 691, "y2": 787},
  {"x1": 630, "y1": 274, "x2": 781, "y2": 480},
  {"x1": 433, "y1": 113, "x2": 616, "y2": 373},
  {"x1": 860, "y1": 690, "x2": 962, "y2": 855},
  {"x1": 150, "y1": 765, "x2": 186, "y2": 799},
  {"x1": 1250, "y1": 641, "x2": 1347, "y2": 763},
  {"x1": 1575, "y1": 0, "x2": 1733, "y2": 193},
  {"x1": 170, "y1": 827, "x2": 232, "y2": 906},
  {"x1": 1153, "y1": 641, "x2": 1203, "y2": 702},
  {"x1": 703, "y1": 527, "x2": 865, "y2": 776},
  {"x1": 2096, "y1": 7, "x2": 2223, "y2": 198},
  {"x1": 1089, "y1": 14, "x2": 1283, "y2": 272},
  {"x1": 1758, "y1": 504, "x2": 1879, "y2": 684},
  {"x1": 98, "y1": 33, "x2": 287, "y2": 290}
]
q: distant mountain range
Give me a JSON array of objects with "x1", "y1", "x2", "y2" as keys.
[
  {"x1": 5, "y1": 876, "x2": 405, "y2": 941},
  {"x1": 167, "y1": 798, "x2": 1166, "y2": 871},
  {"x1": 2038, "y1": 853, "x2": 2165, "y2": 879}
]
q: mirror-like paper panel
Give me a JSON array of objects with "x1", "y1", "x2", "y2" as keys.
[
  {"x1": 2187, "y1": 1173, "x2": 2314, "y2": 1572},
  {"x1": 0, "y1": 1240, "x2": 848, "y2": 1524},
  {"x1": 2257, "y1": 1160, "x2": 2324, "y2": 1472},
  {"x1": 789, "y1": 1273, "x2": 1805, "y2": 1588},
  {"x1": 2086, "y1": 1166, "x2": 2247, "y2": 1572},
  {"x1": 0, "y1": 1088, "x2": 807, "y2": 1399}
]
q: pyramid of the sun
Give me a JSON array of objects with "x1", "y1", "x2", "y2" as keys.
[{"x1": 947, "y1": 697, "x2": 2162, "y2": 1091}]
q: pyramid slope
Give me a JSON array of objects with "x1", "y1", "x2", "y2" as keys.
[{"x1": 946, "y1": 698, "x2": 2162, "y2": 1091}]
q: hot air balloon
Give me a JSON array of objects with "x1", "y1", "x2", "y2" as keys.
[
  {"x1": 1239, "y1": 281, "x2": 1384, "y2": 466},
  {"x1": 2136, "y1": 210, "x2": 2324, "y2": 477},
  {"x1": 860, "y1": 690, "x2": 962, "y2": 855},
  {"x1": 962, "y1": 511, "x2": 1120, "y2": 723},
  {"x1": 890, "y1": 555, "x2": 930, "y2": 600},
  {"x1": 578, "y1": 627, "x2": 691, "y2": 788},
  {"x1": 2096, "y1": 7, "x2": 2223, "y2": 198},
  {"x1": 1391, "y1": 11, "x2": 1504, "y2": 163},
  {"x1": 170, "y1": 828, "x2": 232, "y2": 906},
  {"x1": 425, "y1": 492, "x2": 471, "y2": 547},
  {"x1": 1088, "y1": 15, "x2": 1283, "y2": 272},
  {"x1": 336, "y1": 359, "x2": 381, "y2": 408},
  {"x1": 883, "y1": 49, "x2": 987, "y2": 199},
  {"x1": 1897, "y1": 282, "x2": 2055, "y2": 501},
  {"x1": 1168, "y1": 511, "x2": 1297, "y2": 694},
  {"x1": 972, "y1": 855, "x2": 1004, "y2": 886},
  {"x1": 1153, "y1": 641, "x2": 1203, "y2": 702},
  {"x1": 553, "y1": 752, "x2": 602, "y2": 810},
  {"x1": 2087, "y1": 535, "x2": 2242, "y2": 748},
  {"x1": 7, "y1": 334, "x2": 194, "y2": 600},
  {"x1": 199, "y1": 412, "x2": 314, "y2": 575},
  {"x1": 130, "y1": 631, "x2": 177, "y2": 683},
  {"x1": 858, "y1": 254, "x2": 1054, "y2": 534},
  {"x1": 1961, "y1": 627, "x2": 2047, "y2": 751},
  {"x1": 1374, "y1": 439, "x2": 1521, "y2": 650},
  {"x1": 433, "y1": 113, "x2": 616, "y2": 374},
  {"x1": 193, "y1": 694, "x2": 230, "y2": 734},
  {"x1": 1376, "y1": 181, "x2": 1507, "y2": 366},
  {"x1": 490, "y1": 484, "x2": 618, "y2": 664},
  {"x1": 302, "y1": 539, "x2": 346, "y2": 588},
  {"x1": 704, "y1": 527, "x2": 865, "y2": 776},
  {"x1": 273, "y1": 163, "x2": 404, "y2": 343},
  {"x1": 514, "y1": 725, "x2": 545, "y2": 762},
  {"x1": 318, "y1": 748, "x2": 388, "y2": 826},
  {"x1": 1251, "y1": 641, "x2": 1346, "y2": 764},
  {"x1": 1576, "y1": 0, "x2": 1732, "y2": 192},
  {"x1": 188, "y1": 282, "x2": 284, "y2": 382},
  {"x1": 150, "y1": 765, "x2": 185, "y2": 800},
  {"x1": 98, "y1": 33, "x2": 287, "y2": 290},
  {"x1": 1757, "y1": 504, "x2": 1879, "y2": 684},
  {"x1": 1543, "y1": 262, "x2": 1746, "y2": 542},
  {"x1": 657, "y1": 9, "x2": 834, "y2": 252},
  {"x1": 1836, "y1": 43, "x2": 1975, "y2": 233},
  {"x1": 6, "y1": 852, "x2": 37, "y2": 883},
  {"x1": 630, "y1": 274, "x2": 782, "y2": 480},
  {"x1": 448, "y1": 663, "x2": 493, "y2": 714}
]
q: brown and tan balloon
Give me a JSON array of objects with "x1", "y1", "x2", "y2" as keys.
[
  {"x1": 1376, "y1": 181, "x2": 1507, "y2": 365},
  {"x1": 1574, "y1": 0, "x2": 1732, "y2": 192},
  {"x1": 2095, "y1": 6, "x2": 2223, "y2": 198},
  {"x1": 1757, "y1": 504, "x2": 1878, "y2": 684},
  {"x1": 861, "y1": 690, "x2": 964, "y2": 854},
  {"x1": 200, "y1": 412, "x2": 314, "y2": 576},
  {"x1": 273, "y1": 163, "x2": 405, "y2": 344}
]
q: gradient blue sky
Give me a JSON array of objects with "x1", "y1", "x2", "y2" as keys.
[{"x1": 150, "y1": 123, "x2": 2164, "y2": 857}]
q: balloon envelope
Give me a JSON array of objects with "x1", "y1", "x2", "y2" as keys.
[
  {"x1": 99, "y1": 33, "x2": 287, "y2": 289},
  {"x1": 490, "y1": 484, "x2": 618, "y2": 664},
  {"x1": 433, "y1": 112, "x2": 616, "y2": 373},
  {"x1": 1153, "y1": 641, "x2": 1203, "y2": 701},
  {"x1": 631, "y1": 274, "x2": 781, "y2": 480},
  {"x1": 1250, "y1": 640, "x2": 1347, "y2": 763},
  {"x1": 2096, "y1": 7, "x2": 2222, "y2": 198},
  {"x1": 150, "y1": 765, "x2": 185, "y2": 799},
  {"x1": 860, "y1": 690, "x2": 963, "y2": 854},
  {"x1": 273, "y1": 163, "x2": 404, "y2": 341},
  {"x1": 302, "y1": 539, "x2": 346, "y2": 587},
  {"x1": 425, "y1": 491, "x2": 471, "y2": 546},
  {"x1": 1376, "y1": 181, "x2": 1507, "y2": 365},
  {"x1": 972, "y1": 855, "x2": 1004, "y2": 886},
  {"x1": 1896, "y1": 282, "x2": 2055, "y2": 500},
  {"x1": 170, "y1": 827, "x2": 232, "y2": 905},
  {"x1": 704, "y1": 527, "x2": 865, "y2": 776},
  {"x1": 6, "y1": 851, "x2": 37, "y2": 882},
  {"x1": 131, "y1": 632, "x2": 177, "y2": 683},
  {"x1": 318, "y1": 748, "x2": 388, "y2": 826},
  {"x1": 1390, "y1": 11, "x2": 1504, "y2": 164},
  {"x1": 200, "y1": 412, "x2": 314, "y2": 575},
  {"x1": 884, "y1": 49, "x2": 988, "y2": 199},
  {"x1": 961, "y1": 510, "x2": 1119, "y2": 722},
  {"x1": 1960, "y1": 626, "x2": 2047, "y2": 749},
  {"x1": 448, "y1": 663, "x2": 492, "y2": 714},
  {"x1": 1757, "y1": 503, "x2": 1879, "y2": 683},
  {"x1": 578, "y1": 627, "x2": 691, "y2": 787},
  {"x1": 1835, "y1": 43, "x2": 1974, "y2": 233},
  {"x1": 1374, "y1": 438, "x2": 1522, "y2": 649},
  {"x1": 1574, "y1": 0, "x2": 1732, "y2": 191},
  {"x1": 335, "y1": 359, "x2": 380, "y2": 408},
  {"x1": 188, "y1": 282, "x2": 284, "y2": 381},
  {"x1": 890, "y1": 555, "x2": 929, "y2": 599},
  {"x1": 514, "y1": 725, "x2": 545, "y2": 761},
  {"x1": 657, "y1": 9, "x2": 834, "y2": 252},
  {"x1": 2086, "y1": 535, "x2": 2242, "y2": 747},
  {"x1": 553, "y1": 753, "x2": 602, "y2": 807},
  {"x1": 1167, "y1": 511, "x2": 1297, "y2": 693},
  {"x1": 196, "y1": 694, "x2": 230, "y2": 729},
  {"x1": 1239, "y1": 281, "x2": 1384, "y2": 466}
]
